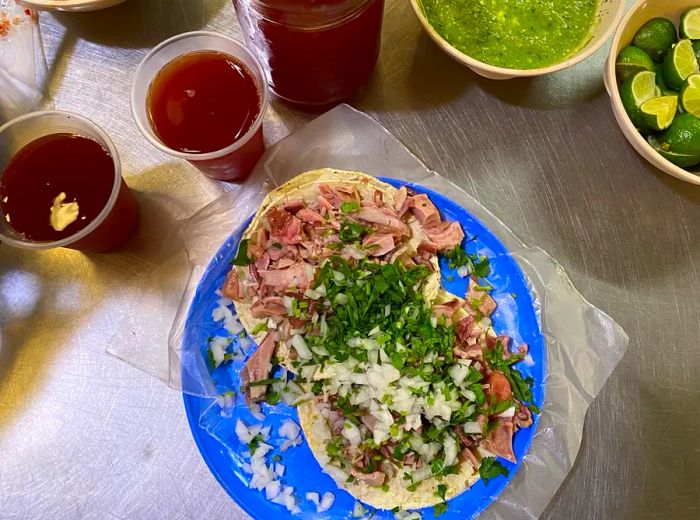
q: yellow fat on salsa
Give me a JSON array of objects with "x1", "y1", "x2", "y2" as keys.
[{"x1": 420, "y1": 0, "x2": 598, "y2": 70}]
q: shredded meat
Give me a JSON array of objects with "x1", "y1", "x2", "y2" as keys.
[{"x1": 241, "y1": 332, "x2": 277, "y2": 403}]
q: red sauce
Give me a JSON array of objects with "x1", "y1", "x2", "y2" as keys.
[
  {"x1": 233, "y1": 0, "x2": 384, "y2": 106},
  {"x1": 147, "y1": 50, "x2": 261, "y2": 154},
  {"x1": 0, "y1": 133, "x2": 139, "y2": 252}
]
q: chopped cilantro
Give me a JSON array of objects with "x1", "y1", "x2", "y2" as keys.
[
  {"x1": 206, "y1": 348, "x2": 216, "y2": 369},
  {"x1": 528, "y1": 403, "x2": 541, "y2": 414},
  {"x1": 248, "y1": 377, "x2": 280, "y2": 387},
  {"x1": 339, "y1": 219, "x2": 369, "y2": 242},
  {"x1": 231, "y1": 239, "x2": 252, "y2": 266},
  {"x1": 341, "y1": 201, "x2": 361, "y2": 213},
  {"x1": 479, "y1": 457, "x2": 509, "y2": 484},
  {"x1": 271, "y1": 242, "x2": 283, "y2": 249},
  {"x1": 434, "y1": 502, "x2": 448, "y2": 516},
  {"x1": 381, "y1": 484, "x2": 389, "y2": 492},
  {"x1": 434, "y1": 484, "x2": 449, "y2": 516},
  {"x1": 266, "y1": 391, "x2": 281, "y2": 405},
  {"x1": 489, "y1": 399, "x2": 513, "y2": 415},
  {"x1": 443, "y1": 246, "x2": 491, "y2": 279},
  {"x1": 251, "y1": 322, "x2": 268, "y2": 335},
  {"x1": 431, "y1": 456, "x2": 457, "y2": 477},
  {"x1": 248, "y1": 433, "x2": 264, "y2": 455}
]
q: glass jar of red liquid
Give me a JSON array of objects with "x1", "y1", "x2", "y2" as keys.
[{"x1": 232, "y1": 0, "x2": 385, "y2": 106}]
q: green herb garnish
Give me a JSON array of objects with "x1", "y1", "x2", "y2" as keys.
[
  {"x1": 339, "y1": 219, "x2": 369, "y2": 242},
  {"x1": 231, "y1": 239, "x2": 252, "y2": 266},
  {"x1": 251, "y1": 322, "x2": 268, "y2": 335},
  {"x1": 341, "y1": 201, "x2": 361, "y2": 214},
  {"x1": 479, "y1": 457, "x2": 509, "y2": 484}
]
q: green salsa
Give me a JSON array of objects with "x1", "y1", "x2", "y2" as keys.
[{"x1": 420, "y1": 0, "x2": 599, "y2": 69}]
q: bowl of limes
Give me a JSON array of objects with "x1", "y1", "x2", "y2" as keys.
[{"x1": 606, "y1": 0, "x2": 700, "y2": 185}]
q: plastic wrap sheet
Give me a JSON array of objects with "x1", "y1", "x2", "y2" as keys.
[
  {"x1": 109, "y1": 104, "x2": 628, "y2": 518},
  {"x1": 0, "y1": 1, "x2": 50, "y2": 123}
]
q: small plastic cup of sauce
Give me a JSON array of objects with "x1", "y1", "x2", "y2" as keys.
[
  {"x1": 131, "y1": 31, "x2": 269, "y2": 182},
  {"x1": 0, "y1": 111, "x2": 139, "y2": 253}
]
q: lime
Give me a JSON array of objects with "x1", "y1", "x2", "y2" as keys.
[
  {"x1": 648, "y1": 134, "x2": 700, "y2": 167},
  {"x1": 620, "y1": 71, "x2": 658, "y2": 130},
  {"x1": 652, "y1": 113, "x2": 700, "y2": 167},
  {"x1": 633, "y1": 17, "x2": 677, "y2": 61},
  {"x1": 640, "y1": 96, "x2": 678, "y2": 131},
  {"x1": 616, "y1": 46, "x2": 656, "y2": 83},
  {"x1": 680, "y1": 7, "x2": 700, "y2": 40},
  {"x1": 662, "y1": 39, "x2": 700, "y2": 90},
  {"x1": 681, "y1": 73, "x2": 700, "y2": 116}
]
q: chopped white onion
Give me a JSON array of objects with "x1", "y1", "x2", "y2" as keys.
[
  {"x1": 265, "y1": 480, "x2": 281, "y2": 500},
  {"x1": 353, "y1": 501, "x2": 368, "y2": 518},
  {"x1": 250, "y1": 403, "x2": 265, "y2": 421},
  {"x1": 318, "y1": 491, "x2": 335, "y2": 513},
  {"x1": 291, "y1": 334, "x2": 313, "y2": 360},
  {"x1": 448, "y1": 363, "x2": 469, "y2": 387},
  {"x1": 235, "y1": 419, "x2": 253, "y2": 443},
  {"x1": 304, "y1": 287, "x2": 323, "y2": 300},
  {"x1": 497, "y1": 406, "x2": 516, "y2": 418},
  {"x1": 457, "y1": 265, "x2": 471, "y2": 278},
  {"x1": 281, "y1": 436, "x2": 302, "y2": 452},
  {"x1": 462, "y1": 421, "x2": 482, "y2": 434},
  {"x1": 410, "y1": 465, "x2": 432, "y2": 483},
  {"x1": 444, "y1": 435, "x2": 458, "y2": 467},
  {"x1": 342, "y1": 421, "x2": 362, "y2": 446},
  {"x1": 305, "y1": 492, "x2": 320, "y2": 507},
  {"x1": 279, "y1": 419, "x2": 301, "y2": 440}
]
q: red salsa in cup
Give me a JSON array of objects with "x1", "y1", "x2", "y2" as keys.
[
  {"x1": 233, "y1": 0, "x2": 385, "y2": 106},
  {"x1": 0, "y1": 133, "x2": 138, "y2": 252}
]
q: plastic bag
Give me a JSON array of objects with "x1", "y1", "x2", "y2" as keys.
[
  {"x1": 108, "y1": 104, "x2": 628, "y2": 518},
  {"x1": 0, "y1": 1, "x2": 50, "y2": 123}
]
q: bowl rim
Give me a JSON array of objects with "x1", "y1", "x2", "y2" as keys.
[
  {"x1": 19, "y1": 0, "x2": 127, "y2": 10},
  {"x1": 604, "y1": 0, "x2": 700, "y2": 185},
  {"x1": 409, "y1": 0, "x2": 626, "y2": 77}
]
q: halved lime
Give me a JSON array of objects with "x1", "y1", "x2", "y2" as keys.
[
  {"x1": 681, "y1": 73, "x2": 700, "y2": 116},
  {"x1": 648, "y1": 134, "x2": 700, "y2": 167},
  {"x1": 640, "y1": 96, "x2": 678, "y2": 131},
  {"x1": 620, "y1": 71, "x2": 658, "y2": 130},
  {"x1": 662, "y1": 39, "x2": 700, "y2": 90},
  {"x1": 633, "y1": 17, "x2": 677, "y2": 61},
  {"x1": 616, "y1": 46, "x2": 656, "y2": 83},
  {"x1": 680, "y1": 7, "x2": 700, "y2": 40},
  {"x1": 650, "y1": 113, "x2": 700, "y2": 167}
]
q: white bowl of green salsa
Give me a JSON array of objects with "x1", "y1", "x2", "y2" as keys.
[
  {"x1": 605, "y1": 0, "x2": 700, "y2": 185},
  {"x1": 410, "y1": 0, "x2": 625, "y2": 79}
]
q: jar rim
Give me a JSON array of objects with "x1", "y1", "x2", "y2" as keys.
[{"x1": 238, "y1": 0, "x2": 378, "y2": 28}]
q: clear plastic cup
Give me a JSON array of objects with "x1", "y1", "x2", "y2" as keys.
[
  {"x1": 0, "y1": 110, "x2": 139, "y2": 253},
  {"x1": 131, "y1": 31, "x2": 269, "y2": 182}
]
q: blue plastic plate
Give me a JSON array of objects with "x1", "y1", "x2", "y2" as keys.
[{"x1": 183, "y1": 179, "x2": 545, "y2": 520}]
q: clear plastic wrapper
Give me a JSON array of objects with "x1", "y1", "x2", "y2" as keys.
[
  {"x1": 0, "y1": 1, "x2": 50, "y2": 123},
  {"x1": 108, "y1": 104, "x2": 628, "y2": 518}
]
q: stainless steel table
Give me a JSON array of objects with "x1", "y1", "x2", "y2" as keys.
[{"x1": 1, "y1": 1, "x2": 698, "y2": 519}]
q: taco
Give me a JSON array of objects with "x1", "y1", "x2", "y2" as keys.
[{"x1": 219, "y1": 169, "x2": 536, "y2": 511}]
